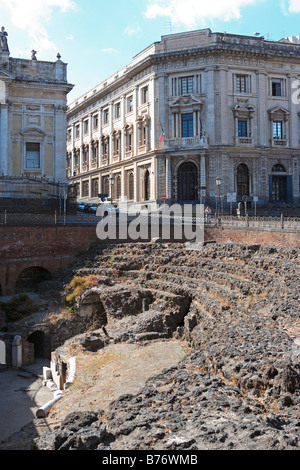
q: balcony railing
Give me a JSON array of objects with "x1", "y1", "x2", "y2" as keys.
[{"x1": 164, "y1": 136, "x2": 208, "y2": 149}]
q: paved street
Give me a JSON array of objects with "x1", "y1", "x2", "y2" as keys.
[{"x1": 0, "y1": 360, "x2": 53, "y2": 443}]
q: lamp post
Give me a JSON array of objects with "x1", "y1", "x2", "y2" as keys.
[
  {"x1": 216, "y1": 177, "x2": 221, "y2": 217},
  {"x1": 109, "y1": 176, "x2": 115, "y2": 204}
]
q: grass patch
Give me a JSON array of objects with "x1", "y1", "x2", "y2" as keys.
[{"x1": 66, "y1": 275, "x2": 99, "y2": 306}]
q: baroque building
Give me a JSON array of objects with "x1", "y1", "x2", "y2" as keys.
[
  {"x1": 0, "y1": 27, "x2": 73, "y2": 211},
  {"x1": 67, "y1": 28, "x2": 300, "y2": 210}
]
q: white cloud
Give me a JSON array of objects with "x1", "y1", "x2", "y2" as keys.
[
  {"x1": 287, "y1": 0, "x2": 300, "y2": 12},
  {"x1": 101, "y1": 48, "x2": 119, "y2": 54},
  {"x1": 125, "y1": 22, "x2": 142, "y2": 36},
  {"x1": 0, "y1": 0, "x2": 76, "y2": 56},
  {"x1": 145, "y1": 0, "x2": 261, "y2": 29}
]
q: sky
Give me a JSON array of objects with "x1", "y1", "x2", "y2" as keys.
[{"x1": 1, "y1": 0, "x2": 300, "y2": 103}]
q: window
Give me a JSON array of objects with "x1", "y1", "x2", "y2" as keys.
[
  {"x1": 236, "y1": 75, "x2": 247, "y2": 93},
  {"x1": 115, "y1": 103, "x2": 121, "y2": 119},
  {"x1": 272, "y1": 79, "x2": 282, "y2": 97},
  {"x1": 75, "y1": 125, "x2": 80, "y2": 139},
  {"x1": 237, "y1": 164, "x2": 250, "y2": 196},
  {"x1": 116, "y1": 175, "x2": 121, "y2": 199},
  {"x1": 181, "y1": 76, "x2": 193, "y2": 95},
  {"x1": 93, "y1": 115, "x2": 99, "y2": 130},
  {"x1": 126, "y1": 132, "x2": 132, "y2": 152},
  {"x1": 25, "y1": 143, "x2": 40, "y2": 169},
  {"x1": 127, "y1": 96, "x2": 133, "y2": 113},
  {"x1": 83, "y1": 120, "x2": 89, "y2": 134},
  {"x1": 91, "y1": 179, "x2": 99, "y2": 198},
  {"x1": 128, "y1": 172, "x2": 134, "y2": 200},
  {"x1": 103, "y1": 108, "x2": 109, "y2": 125},
  {"x1": 182, "y1": 113, "x2": 194, "y2": 137},
  {"x1": 238, "y1": 120, "x2": 248, "y2": 137},
  {"x1": 141, "y1": 86, "x2": 148, "y2": 104},
  {"x1": 82, "y1": 180, "x2": 89, "y2": 197},
  {"x1": 67, "y1": 129, "x2": 72, "y2": 142},
  {"x1": 273, "y1": 121, "x2": 283, "y2": 139}
]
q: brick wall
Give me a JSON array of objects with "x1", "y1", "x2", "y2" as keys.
[{"x1": 205, "y1": 226, "x2": 300, "y2": 247}]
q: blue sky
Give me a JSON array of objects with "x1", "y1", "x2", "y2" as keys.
[{"x1": 0, "y1": 0, "x2": 300, "y2": 103}]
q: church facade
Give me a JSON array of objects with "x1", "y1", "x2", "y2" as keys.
[
  {"x1": 0, "y1": 27, "x2": 73, "y2": 211},
  {"x1": 67, "y1": 29, "x2": 300, "y2": 211}
]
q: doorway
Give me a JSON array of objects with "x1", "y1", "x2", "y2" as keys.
[{"x1": 177, "y1": 162, "x2": 198, "y2": 202}]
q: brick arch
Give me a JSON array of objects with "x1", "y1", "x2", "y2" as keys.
[{"x1": 15, "y1": 266, "x2": 52, "y2": 293}]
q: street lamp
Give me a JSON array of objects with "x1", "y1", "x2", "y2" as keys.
[
  {"x1": 216, "y1": 177, "x2": 221, "y2": 216},
  {"x1": 109, "y1": 176, "x2": 115, "y2": 203}
]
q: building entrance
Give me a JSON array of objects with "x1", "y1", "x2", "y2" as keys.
[{"x1": 177, "y1": 162, "x2": 198, "y2": 202}]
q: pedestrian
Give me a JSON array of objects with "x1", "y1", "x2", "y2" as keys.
[{"x1": 205, "y1": 206, "x2": 212, "y2": 224}]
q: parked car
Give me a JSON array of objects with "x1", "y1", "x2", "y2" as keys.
[
  {"x1": 87, "y1": 203, "x2": 98, "y2": 213},
  {"x1": 76, "y1": 202, "x2": 86, "y2": 212},
  {"x1": 83, "y1": 203, "x2": 98, "y2": 213}
]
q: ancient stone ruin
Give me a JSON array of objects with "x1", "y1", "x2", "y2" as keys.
[{"x1": 1, "y1": 241, "x2": 300, "y2": 450}]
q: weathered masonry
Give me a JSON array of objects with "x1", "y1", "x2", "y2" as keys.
[
  {"x1": 0, "y1": 27, "x2": 73, "y2": 210},
  {"x1": 67, "y1": 28, "x2": 300, "y2": 211}
]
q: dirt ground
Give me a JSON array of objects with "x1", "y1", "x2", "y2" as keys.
[{"x1": 45, "y1": 339, "x2": 189, "y2": 430}]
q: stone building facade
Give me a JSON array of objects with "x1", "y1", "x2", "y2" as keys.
[
  {"x1": 67, "y1": 29, "x2": 300, "y2": 211},
  {"x1": 0, "y1": 28, "x2": 73, "y2": 210}
]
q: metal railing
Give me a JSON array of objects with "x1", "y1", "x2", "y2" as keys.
[
  {"x1": 210, "y1": 214, "x2": 300, "y2": 231},
  {"x1": 0, "y1": 210, "x2": 299, "y2": 231}
]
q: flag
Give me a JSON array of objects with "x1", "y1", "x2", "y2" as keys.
[{"x1": 159, "y1": 121, "x2": 165, "y2": 142}]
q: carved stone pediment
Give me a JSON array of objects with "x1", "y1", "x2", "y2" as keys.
[
  {"x1": 233, "y1": 103, "x2": 256, "y2": 118},
  {"x1": 20, "y1": 126, "x2": 46, "y2": 136},
  {"x1": 169, "y1": 94, "x2": 203, "y2": 109},
  {"x1": 268, "y1": 106, "x2": 290, "y2": 116}
]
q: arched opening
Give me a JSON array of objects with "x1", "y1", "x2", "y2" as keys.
[
  {"x1": 177, "y1": 162, "x2": 198, "y2": 202},
  {"x1": 237, "y1": 163, "x2": 250, "y2": 197},
  {"x1": 0, "y1": 340, "x2": 6, "y2": 365},
  {"x1": 144, "y1": 170, "x2": 150, "y2": 201},
  {"x1": 270, "y1": 164, "x2": 291, "y2": 203},
  {"x1": 27, "y1": 331, "x2": 46, "y2": 359},
  {"x1": 15, "y1": 267, "x2": 51, "y2": 293}
]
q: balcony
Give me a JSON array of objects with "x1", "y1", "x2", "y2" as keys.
[
  {"x1": 163, "y1": 136, "x2": 208, "y2": 149},
  {"x1": 273, "y1": 138, "x2": 287, "y2": 147},
  {"x1": 237, "y1": 137, "x2": 253, "y2": 145}
]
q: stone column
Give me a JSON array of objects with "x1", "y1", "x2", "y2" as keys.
[
  {"x1": 0, "y1": 103, "x2": 8, "y2": 175},
  {"x1": 166, "y1": 156, "x2": 172, "y2": 199},
  {"x1": 12, "y1": 335, "x2": 22, "y2": 369}
]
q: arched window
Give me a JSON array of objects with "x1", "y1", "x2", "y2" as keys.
[
  {"x1": 177, "y1": 162, "x2": 198, "y2": 202},
  {"x1": 116, "y1": 175, "x2": 121, "y2": 200},
  {"x1": 144, "y1": 170, "x2": 150, "y2": 201},
  {"x1": 128, "y1": 172, "x2": 134, "y2": 200},
  {"x1": 103, "y1": 177, "x2": 110, "y2": 196},
  {"x1": 236, "y1": 163, "x2": 249, "y2": 196}
]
